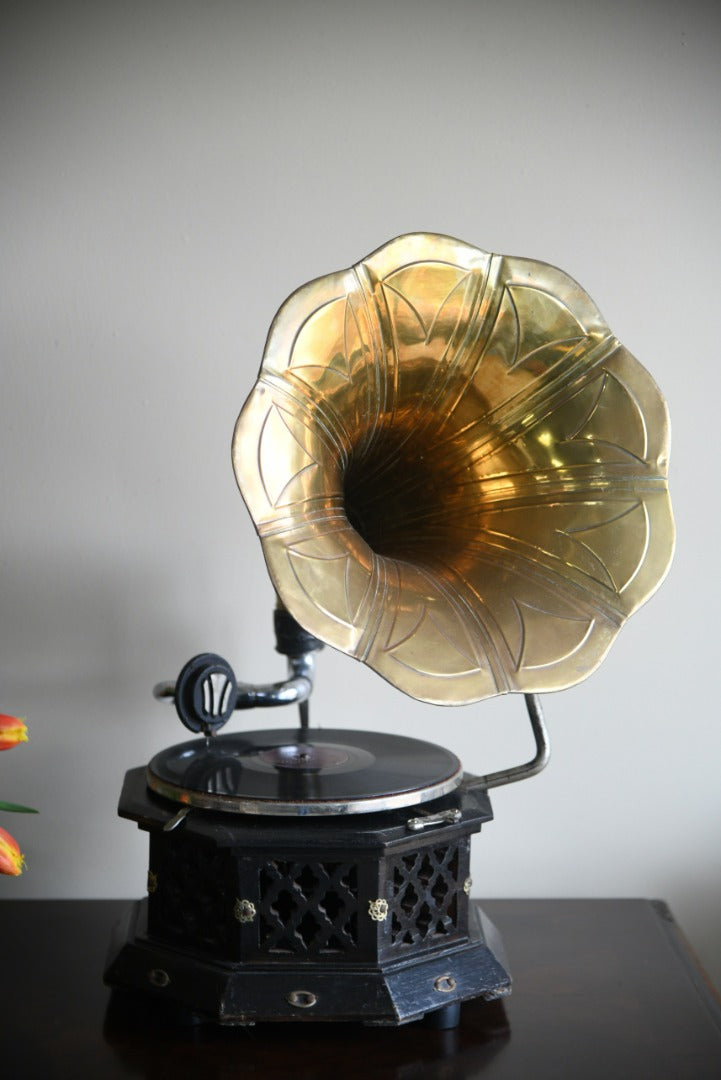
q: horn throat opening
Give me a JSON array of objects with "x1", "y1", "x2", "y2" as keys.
[{"x1": 342, "y1": 428, "x2": 473, "y2": 566}]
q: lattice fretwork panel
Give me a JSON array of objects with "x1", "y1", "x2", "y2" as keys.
[
  {"x1": 256, "y1": 860, "x2": 359, "y2": 956},
  {"x1": 148, "y1": 833, "x2": 236, "y2": 957},
  {"x1": 388, "y1": 844, "x2": 462, "y2": 949}
]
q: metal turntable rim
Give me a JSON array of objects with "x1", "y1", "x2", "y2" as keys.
[{"x1": 146, "y1": 727, "x2": 463, "y2": 817}]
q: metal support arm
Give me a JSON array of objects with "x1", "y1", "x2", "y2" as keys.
[{"x1": 465, "y1": 694, "x2": 551, "y2": 791}]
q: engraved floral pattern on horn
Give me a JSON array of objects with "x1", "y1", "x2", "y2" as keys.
[{"x1": 233, "y1": 234, "x2": 674, "y2": 705}]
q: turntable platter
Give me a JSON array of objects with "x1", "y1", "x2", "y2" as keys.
[{"x1": 147, "y1": 728, "x2": 462, "y2": 816}]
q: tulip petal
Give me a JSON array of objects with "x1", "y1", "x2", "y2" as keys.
[
  {"x1": 0, "y1": 714, "x2": 28, "y2": 751},
  {"x1": 0, "y1": 826, "x2": 25, "y2": 875}
]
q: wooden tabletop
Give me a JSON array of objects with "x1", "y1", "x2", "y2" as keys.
[{"x1": 2, "y1": 898, "x2": 719, "y2": 1078}]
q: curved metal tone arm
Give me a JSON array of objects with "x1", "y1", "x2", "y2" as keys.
[
  {"x1": 465, "y1": 693, "x2": 551, "y2": 792},
  {"x1": 153, "y1": 654, "x2": 315, "y2": 711},
  {"x1": 233, "y1": 654, "x2": 315, "y2": 709}
]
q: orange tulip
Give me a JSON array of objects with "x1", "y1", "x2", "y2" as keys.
[
  {"x1": 0, "y1": 826, "x2": 24, "y2": 875},
  {"x1": 0, "y1": 714, "x2": 28, "y2": 751}
]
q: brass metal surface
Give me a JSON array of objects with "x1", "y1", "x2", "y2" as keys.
[
  {"x1": 368, "y1": 899, "x2": 389, "y2": 922},
  {"x1": 234, "y1": 899, "x2": 257, "y2": 924},
  {"x1": 233, "y1": 234, "x2": 674, "y2": 705}
]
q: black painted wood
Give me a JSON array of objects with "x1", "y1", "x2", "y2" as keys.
[
  {"x1": 106, "y1": 769, "x2": 505, "y2": 1025},
  {"x1": 2, "y1": 899, "x2": 720, "y2": 1078}
]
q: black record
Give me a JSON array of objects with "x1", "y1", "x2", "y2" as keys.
[{"x1": 147, "y1": 728, "x2": 462, "y2": 816}]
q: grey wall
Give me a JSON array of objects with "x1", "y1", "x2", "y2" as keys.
[{"x1": 2, "y1": 1, "x2": 720, "y2": 987}]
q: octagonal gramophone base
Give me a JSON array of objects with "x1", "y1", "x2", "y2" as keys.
[
  {"x1": 105, "y1": 898, "x2": 510, "y2": 1027},
  {"x1": 104, "y1": 758, "x2": 511, "y2": 1026}
]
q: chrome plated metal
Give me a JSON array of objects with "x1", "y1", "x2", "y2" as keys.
[
  {"x1": 234, "y1": 654, "x2": 315, "y2": 709},
  {"x1": 406, "y1": 808, "x2": 463, "y2": 832},
  {"x1": 148, "y1": 969, "x2": 170, "y2": 988},
  {"x1": 466, "y1": 693, "x2": 551, "y2": 792},
  {"x1": 161, "y1": 806, "x2": 191, "y2": 832},
  {"x1": 153, "y1": 681, "x2": 176, "y2": 703},
  {"x1": 286, "y1": 990, "x2": 317, "y2": 1009},
  {"x1": 233, "y1": 233, "x2": 674, "y2": 706}
]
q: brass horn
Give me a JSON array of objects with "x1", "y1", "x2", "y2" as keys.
[{"x1": 232, "y1": 233, "x2": 674, "y2": 706}]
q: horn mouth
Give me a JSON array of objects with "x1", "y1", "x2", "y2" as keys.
[{"x1": 233, "y1": 233, "x2": 674, "y2": 705}]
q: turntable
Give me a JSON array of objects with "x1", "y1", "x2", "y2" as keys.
[{"x1": 104, "y1": 234, "x2": 674, "y2": 1027}]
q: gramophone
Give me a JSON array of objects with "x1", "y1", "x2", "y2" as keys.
[{"x1": 104, "y1": 234, "x2": 674, "y2": 1027}]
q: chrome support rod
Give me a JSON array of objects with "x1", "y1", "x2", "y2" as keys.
[
  {"x1": 153, "y1": 681, "x2": 180, "y2": 702},
  {"x1": 232, "y1": 653, "x2": 315, "y2": 710},
  {"x1": 465, "y1": 693, "x2": 551, "y2": 792}
]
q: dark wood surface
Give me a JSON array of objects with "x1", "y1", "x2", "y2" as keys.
[{"x1": 2, "y1": 899, "x2": 720, "y2": 1079}]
